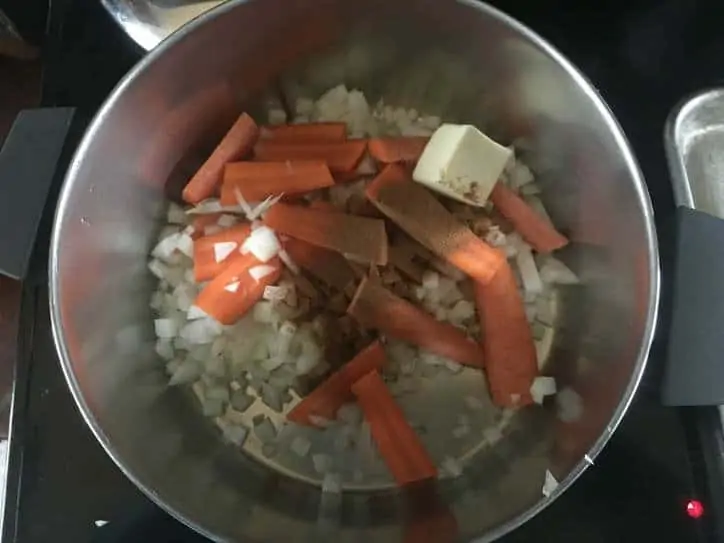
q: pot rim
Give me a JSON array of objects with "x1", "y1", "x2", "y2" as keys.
[{"x1": 49, "y1": 1, "x2": 661, "y2": 541}]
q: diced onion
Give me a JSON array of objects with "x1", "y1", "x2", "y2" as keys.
[
  {"x1": 148, "y1": 259, "x2": 168, "y2": 279},
  {"x1": 166, "y1": 203, "x2": 187, "y2": 224},
  {"x1": 278, "y1": 248, "x2": 300, "y2": 274},
  {"x1": 155, "y1": 338, "x2": 175, "y2": 360},
  {"x1": 291, "y1": 435, "x2": 311, "y2": 457},
  {"x1": 556, "y1": 387, "x2": 583, "y2": 422},
  {"x1": 263, "y1": 285, "x2": 289, "y2": 302},
  {"x1": 539, "y1": 257, "x2": 580, "y2": 285},
  {"x1": 221, "y1": 422, "x2": 248, "y2": 446},
  {"x1": 422, "y1": 270, "x2": 440, "y2": 290},
  {"x1": 154, "y1": 318, "x2": 178, "y2": 339},
  {"x1": 530, "y1": 376, "x2": 557, "y2": 404},
  {"x1": 152, "y1": 233, "x2": 181, "y2": 261},
  {"x1": 313, "y1": 453, "x2": 334, "y2": 474},
  {"x1": 233, "y1": 189, "x2": 255, "y2": 218},
  {"x1": 169, "y1": 359, "x2": 202, "y2": 385},
  {"x1": 187, "y1": 305, "x2": 207, "y2": 320},
  {"x1": 440, "y1": 456, "x2": 462, "y2": 478},
  {"x1": 253, "y1": 417, "x2": 277, "y2": 443},
  {"x1": 535, "y1": 325, "x2": 554, "y2": 370},
  {"x1": 516, "y1": 243, "x2": 544, "y2": 296},
  {"x1": 249, "y1": 264, "x2": 278, "y2": 282},
  {"x1": 464, "y1": 396, "x2": 485, "y2": 411},
  {"x1": 542, "y1": 469, "x2": 559, "y2": 497},
  {"x1": 242, "y1": 226, "x2": 281, "y2": 263},
  {"x1": 217, "y1": 214, "x2": 237, "y2": 228},
  {"x1": 214, "y1": 241, "x2": 238, "y2": 263},
  {"x1": 180, "y1": 318, "x2": 222, "y2": 345}
]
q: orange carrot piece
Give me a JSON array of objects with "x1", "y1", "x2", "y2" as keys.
[
  {"x1": 287, "y1": 340, "x2": 387, "y2": 425},
  {"x1": 489, "y1": 183, "x2": 568, "y2": 253},
  {"x1": 348, "y1": 277, "x2": 484, "y2": 368},
  {"x1": 263, "y1": 202, "x2": 388, "y2": 265},
  {"x1": 194, "y1": 253, "x2": 281, "y2": 325},
  {"x1": 253, "y1": 140, "x2": 367, "y2": 173},
  {"x1": 352, "y1": 371, "x2": 437, "y2": 486},
  {"x1": 474, "y1": 262, "x2": 537, "y2": 407},
  {"x1": 284, "y1": 238, "x2": 356, "y2": 292},
  {"x1": 366, "y1": 164, "x2": 505, "y2": 285},
  {"x1": 368, "y1": 137, "x2": 429, "y2": 164},
  {"x1": 182, "y1": 112, "x2": 260, "y2": 204},
  {"x1": 220, "y1": 160, "x2": 334, "y2": 204},
  {"x1": 260, "y1": 122, "x2": 347, "y2": 142},
  {"x1": 193, "y1": 223, "x2": 251, "y2": 282}
]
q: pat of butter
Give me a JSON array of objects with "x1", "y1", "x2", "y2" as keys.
[{"x1": 412, "y1": 124, "x2": 513, "y2": 207}]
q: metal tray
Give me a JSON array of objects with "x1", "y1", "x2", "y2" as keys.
[
  {"x1": 665, "y1": 88, "x2": 724, "y2": 213},
  {"x1": 665, "y1": 88, "x2": 724, "y2": 423}
]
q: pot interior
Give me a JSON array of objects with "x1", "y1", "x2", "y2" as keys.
[{"x1": 50, "y1": 0, "x2": 657, "y2": 541}]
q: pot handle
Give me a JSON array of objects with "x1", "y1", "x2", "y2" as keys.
[
  {"x1": 0, "y1": 108, "x2": 75, "y2": 280},
  {"x1": 662, "y1": 206, "x2": 724, "y2": 405}
]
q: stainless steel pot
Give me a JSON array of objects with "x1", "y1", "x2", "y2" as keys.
[{"x1": 50, "y1": 0, "x2": 659, "y2": 541}]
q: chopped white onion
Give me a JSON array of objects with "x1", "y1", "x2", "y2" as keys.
[
  {"x1": 169, "y1": 359, "x2": 202, "y2": 385},
  {"x1": 249, "y1": 264, "x2": 278, "y2": 282},
  {"x1": 187, "y1": 305, "x2": 207, "y2": 320},
  {"x1": 516, "y1": 243, "x2": 544, "y2": 296},
  {"x1": 154, "y1": 318, "x2": 178, "y2": 339},
  {"x1": 291, "y1": 435, "x2": 311, "y2": 457},
  {"x1": 248, "y1": 194, "x2": 284, "y2": 221},
  {"x1": 535, "y1": 325, "x2": 554, "y2": 369},
  {"x1": 261, "y1": 357, "x2": 285, "y2": 373},
  {"x1": 155, "y1": 338, "x2": 175, "y2": 360},
  {"x1": 452, "y1": 425, "x2": 469, "y2": 438},
  {"x1": 309, "y1": 415, "x2": 333, "y2": 428},
  {"x1": 233, "y1": 188, "x2": 255, "y2": 218},
  {"x1": 217, "y1": 214, "x2": 237, "y2": 228},
  {"x1": 152, "y1": 233, "x2": 181, "y2": 261},
  {"x1": 241, "y1": 226, "x2": 281, "y2": 263},
  {"x1": 166, "y1": 203, "x2": 187, "y2": 224},
  {"x1": 542, "y1": 469, "x2": 559, "y2": 497},
  {"x1": 252, "y1": 301, "x2": 277, "y2": 324},
  {"x1": 484, "y1": 226, "x2": 506, "y2": 248},
  {"x1": 444, "y1": 360, "x2": 463, "y2": 374},
  {"x1": 224, "y1": 281, "x2": 240, "y2": 293},
  {"x1": 312, "y1": 453, "x2": 334, "y2": 474},
  {"x1": 536, "y1": 295, "x2": 555, "y2": 326},
  {"x1": 148, "y1": 259, "x2": 168, "y2": 279},
  {"x1": 556, "y1": 387, "x2": 583, "y2": 422},
  {"x1": 448, "y1": 300, "x2": 475, "y2": 322},
  {"x1": 263, "y1": 284, "x2": 289, "y2": 302},
  {"x1": 214, "y1": 241, "x2": 238, "y2": 263},
  {"x1": 221, "y1": 422, "x2": 248, "y2": 446},
  {"x1": 422, "y1": 270, "x2": 440, "y2": 290},
  {"x1": 530, "y1": 376, "x2": 557, "y2": 404},
  {"x1": 464, "y1": 395, "x2": 485, "y2": 411},
  {"x1": 483, "y1": 426, "x2": 503, "y2": 443},
  {"x1": 180, "y1": 317, "x2": 222, "y2": 345},
  {"x1": 253, "y1": 417, "x2": 277, "y2": 443},
  {"x1": 175, "y1": 233, "x2": 194, "y2": 258},
  {"x1": 539, "y1": 257, "x2": 580, "y2": 285},
  {"x1": 440, "y1": 456, "x2": 462, "y2": 478},
  {"x1": 267, "y1": 108, "x2": 287, "y2": 125},
  {"x1": 186, "y1": 199, "x2": 223, "y2": 215}
]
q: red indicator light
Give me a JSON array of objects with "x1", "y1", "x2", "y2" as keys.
[{"x1": 686, "y1": 499, "x2": 705, "y2": 519}]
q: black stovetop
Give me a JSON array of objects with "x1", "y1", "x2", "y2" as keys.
[{"x1": 4, "y1": 0, "x2": 724, "y2": 541}]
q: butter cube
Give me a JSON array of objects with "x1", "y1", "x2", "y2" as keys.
[{"x1": 412, "y1": 124, "x2": 513, "y2": 206}]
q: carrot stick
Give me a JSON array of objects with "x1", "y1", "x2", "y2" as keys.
[
  {"x1": 489, "y1": 183, "x2": 568, "y2": 253},
  {"x1": 193, "y1": 223, "x2": 251, "y2": 281},
  {"x1": 473, "y1": 262, "x2": 537, "y2": 407},
  {"x1": 220, "y1": 161, "x2": 334, "y2": 204},
  {"x1": 366, "y1": 164, "x2": 505, "y2": 285},
  {"x1": 182, "y1": 112, "x2": 260, "y2": 204},
  {"x1": 287, "y1": 340, "x2": 387, "y2": 425},
  {"x1": 283, "y1": 238, "x2": 356, "y2": 292},
  {"x1": 194, "y1": 253, "x2": 281, "y2": 325},
  {"x1": 348, "y1": 277, "x2": 484, "y2": 368},
  {"x1": 253, "y1": 140, "x2": 367, "y2": 173},
  {"x1": 263, "y1": 202, "x2": 388, "y2": 265},
  {"x1": 352, "y1": 371, "x2": 437, "y2": 486},
  {"x1": 368, "y1": 137, "x2": 429, "y2": 164},
  {"x1": 260, "y1": 122, "x2": 347, "y2": 142}
]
